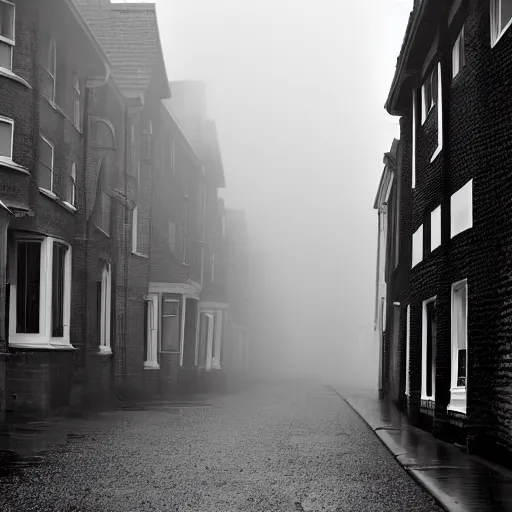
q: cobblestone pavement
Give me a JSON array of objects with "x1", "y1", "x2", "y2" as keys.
[{"x1": 0, "y1": 380, "x2": 443, "y2": 512}]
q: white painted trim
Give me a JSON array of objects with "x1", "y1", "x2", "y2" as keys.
[
  {"x1": 448, "y1": 279, "x2": 468, "y2": 414},
  {"x1": 100, "y1": 263, "x2": 111, "y2": 353},
  {"x1": 491, "y1": 0, "x2": 512, "y2": 48},
  {"x1": 131, "y1": 205, "x2": 138, "y2": 253},
  {"x1": 412, "y1": 89, "x2": 417, "y2": 189},
  {"x1": 149, "y1": 280, "x2": 202, "y2": 297},
  {"x1": 421, "y1": 296, "x2": 437, "y2": 401},
  {"x1": 179, "y1": 294, "x2": 186, "y2": 366},
  {"x1": 144, "y1": 293, "x2": 160, "y2": 370},
  {"x1": 0, "y1": 67, "x2": 30, "y2": 88},
  {"x1": 405, "y1": 304, "x2": 411, "y2": 396},
  {"x1": 430, "y1": 62, "x2": 443, "y2": 163},
  {"x1": 205, "y1": 313, "x2": 214, "y2": 371},
  {"x1": 39, "y1": 134, "x2": 54, "y2": 192},
  {"x1": 8, "y1": 234, "x2": 73, "y2": 349},
  {"x1": 0, "y1": 155, "x2": 29, "y2": 174},
  {"x1": 0, "y1": 0, "x2": 14, "y2": 72}
]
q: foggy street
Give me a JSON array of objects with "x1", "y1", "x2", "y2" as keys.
[{"x1": 0, "y1": 381, "x2": 441, "y2": 512}]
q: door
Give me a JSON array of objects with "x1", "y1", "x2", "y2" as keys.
[{"x1": 161, "y1": 294, "x2": 181, "y2": 352}]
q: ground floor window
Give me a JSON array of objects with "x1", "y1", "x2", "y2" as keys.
[
  {"x1": 449, "y1": 279, "x2": 468, "y2": 413},
  {"x1": 99, "y1": 262, "x2": 112, "y2": 354},
  {"x1": 144, "y1": 293, "x2": 159, "y2": 369},
  {"x1": 9, "y1": 234, "x2": 72, "y2": 349},
  {"x1": 421, "y1": 297, "x2": 437, "y2": 400}
]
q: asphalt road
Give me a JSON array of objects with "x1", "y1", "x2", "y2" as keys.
[{"x1": 0, "y1": 380, "x2": 442, "y2": 511}]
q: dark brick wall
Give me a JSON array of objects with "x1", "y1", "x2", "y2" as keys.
[{"x1": 390, "y1": 0, "x2": 512, "y2": 459}]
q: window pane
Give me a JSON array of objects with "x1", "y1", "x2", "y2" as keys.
[
  {"x1": 16, "y1": 242, "x2": 41, "y2": 334},
  {"x1": 457, "y1": 349, "x2": 467, "y2": 387},
  {"x1": 52, "y1": 243, "x2": 67, "y2": 337},
  {"x1": 431, "y1": 67, "x2": 438, "y2": 105},
  {"x1": 0, "y1": 2, "x2": 14, "y2": 41},
  {"x1": 0, "y1": 40, "x2": 11, "y2": 70},
  {"x1": 39, "y1": 137, "x2": 52, "y2": 167},
  {"x1": 101, "y1": 191, "x2": 111, "y2": 234},
  {"x1": 162, "y1": 297, "x2": 180, "y2": 351},
  {"x1": 502, "y1": 0, "x2": 512, "y2": 30},
  {"x1": 0, "y1": 119, "x2": 12, "y2": 158}
]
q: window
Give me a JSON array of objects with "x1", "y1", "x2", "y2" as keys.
[
  {"x1": 182, "y1": 224, "x2": 188, "y2": 264},
  {"x1": 421, "y1": 66, "x2": 438, "y2": 124},
  {"x1": 451, "y1": 179, "x2": 473, "y2": 238},
  {"x1": 161, "y1": 295, "x2": 181, "y2": 352},
  {"x1": 73, "y1": 76, "x2": 81, "y2": 129},
  {"x1": 211, "y1": 252, "x2": 215, "y2": 283},
  {"x1": 0, "y1": 0, "x2": 14, "y2": 71},
  {"x1": 100, "y1": 191, "x2": 111, "y2": 235},
  {"x1": 42, "y1": 39, "x2": 56, "y2": 103},
  {"x1": 431, "y1": 205, "x2": 441, "y2": 251},
  {"x1": 66, "y1": 161, "x2": 76, "y2": 206},
  {"x1": 412, "y1": 90, "x2": 417, "y2": 189},
  {"x1": 449, "y1": 280, "x2": 468, "y2": 413},
  {"x1": 168, "y1": 221, "x2": 177, "y2": 252},
  {"x1": 38, "y1": 135, "x2": 54, "y2": 191},
  {"x1": 9, "y1": 235, "x2": 72, "y2": 348},
  {"x1": 99, "y1": 263, "x2": 112, "y2": 354},
  {"x1": 431, "y1": 62, "x2": 443, "y2": 162},
  {"x1": 412, "y1": 225, "x2": 423, "y2": 267},
  {"x1": 421, "y1": 297, "x2": 437, "y2": 400},
  {"x1": 144, "y1": 293, "x2": 159, "y2": 369},
  {"x1": 405, "y1": 305, "x2": 411, "y2": 396},
  {"x1": 131, "y1": 206, "x2": 149, "y2": 255},
  {"x1": 0, "y1": 116, "x2": 13, "y2": 160},
  {"x1": 491, "y1": 0, "x2": 512, "y2": 46},
  {"x1": 452, "y1": 27, "x2": 466, "y2": 78}
]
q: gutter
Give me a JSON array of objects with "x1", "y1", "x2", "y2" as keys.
[{"x1": 385, "y1": 1, "x2": 429, "y2": 114}]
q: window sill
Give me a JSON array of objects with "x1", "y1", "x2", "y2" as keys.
[
  {"x1": 448, "y1": 387, "x2": 467, "y2": 414},
  {"x1": 98, "y1": 346, "x2": 112, "y2": 355},
  {"x1": 131, "y1": 250, "x2": 149, "y2": 259},
  {"x1": 430, "y1": 145, "x2": 442, "y2": 164},
  {"x1": 421, "y1": 396, "x2": 435, "y2": 402},
  {"x1": 0, "y1": 157, "x2": 30, "y2": 175},
  {"x1": 144, "y1": 361, "x2": 160, "y2": 370},
  {"x1": 39, "y1": 188, "x2": 77, "y2": 213},
  {"x1": 42, "y1": 97, "x2": 83, "y2": 136},
  {"x1": 0, "y1": 67, "x2": 32, "y2": 89},
  {"x1": 9, "y1": 339, "x2": 75, "y2": 351}
]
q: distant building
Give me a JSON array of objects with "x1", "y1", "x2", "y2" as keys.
[{"x1": 380, "y1": 0, "x2": 512, "y2": 464}]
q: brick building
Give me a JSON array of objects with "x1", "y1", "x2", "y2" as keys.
[
  {"x1": 379, "y1": 0, "x2": 512, "y2": 463},
  {"x1": 0, "y1": 0, "x2": 110, "y2": 419}
]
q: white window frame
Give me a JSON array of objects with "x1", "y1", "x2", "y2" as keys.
[
  {"x1": 412, "y1": 225, "x2": 423, "y2": 268},
  {"x1": 0, "y1": 0, "x2": 15, "y2": 72},
  {"x1": 39, "y1": 134, "x2": 54, "y2": 192},
  {"x1": 448, "y1": 279, "x2": 468, "y2": 414},
  {"x1": 144, "y1": 293, "x2": 160, "y2": 369},
  {"x1": 211, "y1": 252, "x2": 215, "y2": 283},
  {"x1": 405, "y1": 304, "x2": 411, "y2": 396},
  {"x1": 421, "y1": 296, "x2": 437, "y2": 401},
  {"x1": 99, "y1": 262, "x2": 112, "y2": 355},
  {"x1": 8, "y1": 234, "x2": 73, "y2": 349},
  {"x1": 43, "y1": 38, "x2": 56, "y2": 103},
  {"x1": 0, "y1": 115, "x2": 14, "y2": 161},
  {"x1": 491, "y1": 0, "x2": 512, "y2": 47},
  {"x1": 132, "y1": 205, "x2": 138, "y2": 253},
  {"x1": 430, "y1": 62, "x2": 443, "y2": 163},
  {"x1": 67, "y1": 161, "x2": 76, "y2": 207},
  {"x1": 73, "y1": 76, "x2": 81, "y2": 130},
  {"x1": 452, "y1": 27, "x2": 465, "y2": 78},
  {"x1": 431, "y1": 205, "x2": 442, "y2": 251},
  {"x1": 421, "y1": 67, "x2": 435, "y2": 124},
  {"x1": 412, "y1": 89, "x2": 417, "y2": 189},
  {"x1": 450, "y1": 179, "x2": 473, "y2": 238}
]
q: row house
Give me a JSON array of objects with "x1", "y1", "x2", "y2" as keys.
[{"x1": 378, "y1": 0, "x2": 512, "y2": 464}]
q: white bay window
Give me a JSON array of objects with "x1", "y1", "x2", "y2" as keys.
[
  {"x1": 0, "y1": 0, "x2": 15, "y2": 71},
  {"x1": 9, "y1": 234, "x2": 73, "y2": 349}
]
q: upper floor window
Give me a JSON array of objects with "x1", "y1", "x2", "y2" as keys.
[
  {"x1": 0, "y1": 116, "x2": 13, "y2": 160},
  {"x1": 452, "y1": 27, "x2": 466, "y2": 78},
  {"x1": 412, "y1": 225, "x2": 423, "y2": 268},
  {"x1": 491, "y1": 0, "x2": 512, "y2": 47},
  {"x1": 451, "y1": 179, "x2": 473, "y2": 238},
  {"x1": 132, "y1": 205, "x2": 150, "y2": 256},
  {"x1": 0, "y1": 0, "x2": 15, "y2": 71},
  {"x1": 431, "y1": 205, "x2": 441, "y2": 251},
  {"x1": 421, "y1": 66, "x2": 438, "y2": 124},
  {"x1": 42, "y1": 38, "x2": 56, "y2": 103},
  {"x1": 38, "y1": 135, "x2": 54, "y2": 192},
  {"x1": 95, "y1": 190, "x2": 111, "y2": 236},
  {"x1": 211, "y1": 252, "x2": 215, "y2": 282},
  {"x1": 73, "y1": 76, "x2": 81, "y2": 130},
  {"x1": 66, "y1": 161, "x2": 76, "y2": 207}
]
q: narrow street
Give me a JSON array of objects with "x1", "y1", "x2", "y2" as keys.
[{"x1": 0, "y1": 381, "x2": 442, "y2": 512}]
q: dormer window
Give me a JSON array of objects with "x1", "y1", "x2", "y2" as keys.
[{"x1": 0, "y1": 0, "x2": 15, "y2": 71}]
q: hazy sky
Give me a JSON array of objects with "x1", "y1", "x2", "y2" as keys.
[{"x1": 116, "y1": 0, "x2": 412, "y2": 385}]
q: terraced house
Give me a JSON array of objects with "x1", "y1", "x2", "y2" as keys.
[
  {"x1": 377, "y1": 0, "x2": 512, "y2": 464},
  {"x1": 0, "y1": 0, "x2": 245, "y2": 422}
]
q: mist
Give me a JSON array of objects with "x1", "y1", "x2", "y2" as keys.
[{"x1": 148, "y1": 0, "x2": 411, "y2": 389}]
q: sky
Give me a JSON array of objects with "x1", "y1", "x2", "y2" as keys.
[{"x1": 116, "y1": 0, "x2": 412, "y2": 387}]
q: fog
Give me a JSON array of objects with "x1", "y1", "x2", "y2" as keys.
[{"x1": 135, "y1": 0, "x2": 410, "y2": 389}]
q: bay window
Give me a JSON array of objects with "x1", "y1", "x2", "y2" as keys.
[
  {"x1": 9, "y1": 234, "x2": 73, "y2": 349},
  {"x1": 0, "y1": 0, "x2": 15, "y2": 71}
]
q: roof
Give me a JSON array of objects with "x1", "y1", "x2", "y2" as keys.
[
  {"x1": 72, "y1": 0, "x2": 170, "y2": 99},
  {"x1": 373, "y1": 139, "x2": 399, "y2": 209}
]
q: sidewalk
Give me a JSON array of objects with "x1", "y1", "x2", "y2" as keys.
[{"x1": 329, "y1": 386, "x2": 512, "y2": 512}]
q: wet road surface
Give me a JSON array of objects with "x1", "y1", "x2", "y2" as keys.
[{"x1": 0, "y1": 380, "x2": 443, "y2": 511}]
